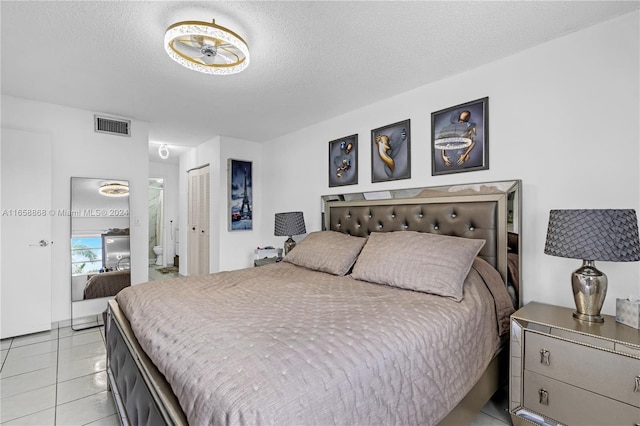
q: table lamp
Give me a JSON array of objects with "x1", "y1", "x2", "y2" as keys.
[
  {"x1": 274, "y1": 211, "x2": 306, "y2": 255},
  {"x1": 544, "y1": 209, "x2": 640, "y2": 323}
]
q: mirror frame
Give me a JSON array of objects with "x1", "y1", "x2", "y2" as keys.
[{"x1": 70, "y1": 177, "x2": 131, "y2": 330}]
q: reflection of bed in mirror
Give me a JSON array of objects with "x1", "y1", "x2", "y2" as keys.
[
  {"x1": 84, "y1": 270, "x2": 131, "y2": 299},
  {"x1": 70, "y1": 228, "x2": 131, "y2": 301}
]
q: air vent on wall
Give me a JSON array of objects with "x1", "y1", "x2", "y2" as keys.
[{"x1": 94, "y1": 115, "x2": 131, "y2": 137}]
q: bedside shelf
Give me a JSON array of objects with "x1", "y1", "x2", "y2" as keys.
[{"x1": 253, "y1": 257, "x2": 282, "y2": 267}]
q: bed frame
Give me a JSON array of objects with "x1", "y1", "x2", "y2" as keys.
[{"x1": 106, "y1": 181, "x2": 521, "y2": 425}]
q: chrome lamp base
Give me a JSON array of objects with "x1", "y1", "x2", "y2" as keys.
[
  {"x1": 571, "y1": 260, "x2": 607, "y2": 323},
  {"x1": 283, "y1": 236, "x2": 296, "y2": 255}
]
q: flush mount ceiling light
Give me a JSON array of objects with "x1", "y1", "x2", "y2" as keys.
[
  {"x1": 164, "y1": 18, "x2": 250, "y2": 75},
  {"x1": 158, "y1": 144, "x2": 170, "y2": 159},
  {"x1": 99, "y1": 183, "x2": 129, "y2": 197}
]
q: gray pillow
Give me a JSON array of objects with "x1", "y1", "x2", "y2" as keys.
[
  {"x1": 283, "y1": 231, "x2": 367, "y2": 276},
  {"x1": 351, "y1": 231, "x2": 485, "y2": 301}
]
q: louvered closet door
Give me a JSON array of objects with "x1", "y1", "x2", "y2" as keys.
[
  {"x1": 187, "y1": 165, "x2": 210, "y2": 276},
  {"x1": 197, "y1": 166, "x2": 210, "y2": 275},
  {"x1": 188, "y1": 169, "x2": 198, "y2": 275}
]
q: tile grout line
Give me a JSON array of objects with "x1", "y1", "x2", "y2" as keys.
[
  {"x1": 1, "y1": 326, "x2": 117, "y2": 425},
  {"x1": 0, "y1": 338, "x2": 10, "y2": 372},
  {"x1": 54, "y1": 324, "x2": 60, "y2": 425}
]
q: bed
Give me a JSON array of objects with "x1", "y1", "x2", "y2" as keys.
[{"x1": 106, "y1": 180, "x2": 521, "y2": 426}]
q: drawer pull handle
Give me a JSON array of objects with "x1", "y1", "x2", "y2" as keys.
[
  {"x1": 540, "y1": 349, "x2": 551, "y2": 366},
  {"x1": 634, "y1": 376, "x2": 640, "y2": 394},
  {"x1": 538, "y1": 388, "x2": 549, "y2": 406}
]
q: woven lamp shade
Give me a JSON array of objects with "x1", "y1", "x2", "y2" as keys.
[
  {"x1": 544, "y1": 209, "x2": 640, "y2": 262},
  {"x1": 274, "y1": 212, "x2": 306, "y2": 236}
]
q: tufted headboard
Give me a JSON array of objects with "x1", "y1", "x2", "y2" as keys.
[{"x1": 324, "y1": 193, "x2": 510, "y2": 287}]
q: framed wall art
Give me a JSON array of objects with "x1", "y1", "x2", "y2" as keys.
[
  {"x1": 228, "y1": 159, "x2": 253, "y2": 231},
  {"x1": 328, "y1": 134, "x2": 358, "y2": 187},
  {"x1": 431, "y1": 97, "x2": 488, "y2": 176},
  {"x1": 371, "y1": 119, "x2": 411, "y2": 183}
]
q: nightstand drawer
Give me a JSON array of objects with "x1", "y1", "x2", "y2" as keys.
[
  {"x1": 523, "y1": 370, "x2": 640, "y2": 425},
  {"x1": 525, "y1": 331, "x2": 640, "y2": 408}
]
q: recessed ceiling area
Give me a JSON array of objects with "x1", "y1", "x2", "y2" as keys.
[{"x1": 2, "y1": 1, "x2": 638, "y2": 155}]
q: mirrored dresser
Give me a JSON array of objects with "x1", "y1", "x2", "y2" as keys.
[{"x1": 510, "y1": 302, "x2": 640, "y2": 425}]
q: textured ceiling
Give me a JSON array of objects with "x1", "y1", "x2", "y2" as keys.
[{"x1": 2, "y1": 1, "x2": 638, "y2": 157}]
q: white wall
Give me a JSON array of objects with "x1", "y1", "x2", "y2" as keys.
[
  {"x1": 260, "y1": 11, "x2": 640, "y2": 316},
  {"x1": 179, "y1": 136, "x2": 263, "y2": 273},
  {"x1": 149, "y1": 161, "x2": 180, "y2": 265},
  {"x1": 1, "y1": 95, "x2": 149, "y2": 323},
  {"x1": 3, "y1": 12, "x2": 637, "y2": 324}
]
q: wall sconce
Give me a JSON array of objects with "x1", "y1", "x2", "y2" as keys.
[{"x1": 158, "y1": 144, "x2": 170, "y2": 160}]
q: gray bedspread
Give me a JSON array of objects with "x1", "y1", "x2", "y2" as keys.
[{"x1": 115, "y1": 259, "x2": 513, "y2": 426}]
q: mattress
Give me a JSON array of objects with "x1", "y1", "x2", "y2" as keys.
[{"x1": 115, "y1": 259, "x2": 512, "y2": 425}]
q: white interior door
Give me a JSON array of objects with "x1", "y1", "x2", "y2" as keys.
[{"x1": 1, "y1": 128, "x2": 53, "y2": 338}]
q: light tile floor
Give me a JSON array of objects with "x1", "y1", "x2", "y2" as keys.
[
  {"x1": 1, "y1": 324, "x2": 512, "y2": 425},
  {"x1": 148, "y1": 264, "x2": 180, "y2": 282},
  {"x1": 1, "y1": 325, "x2": 117, "y2": 425}
]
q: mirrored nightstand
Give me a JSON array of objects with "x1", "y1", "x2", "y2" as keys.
[{"x1": 510, "y1": 302, "x2": 640, "y2": 425}]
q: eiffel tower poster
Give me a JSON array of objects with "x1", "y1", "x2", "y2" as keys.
[{"x1": 228, "y1": 159, "x2": 253, "y2": 231}]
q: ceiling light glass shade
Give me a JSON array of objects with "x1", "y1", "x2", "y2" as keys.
[
  {"x1": 164, "y1": 19, "x2": 250, "y2": 75},
  {"x1": 158, "y1": 144, "x2": 170, "y2": 159},
  {"x1": 99, "y1": 183, "x2": 129, "y2": 197}
]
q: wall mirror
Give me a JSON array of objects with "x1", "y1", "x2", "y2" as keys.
[
  {"x1": 321, "y1": 179, "x2": 522, "y2": 305},
  {"x1": 70, "y1": 177, "x2": 130, "y2": 330}
]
